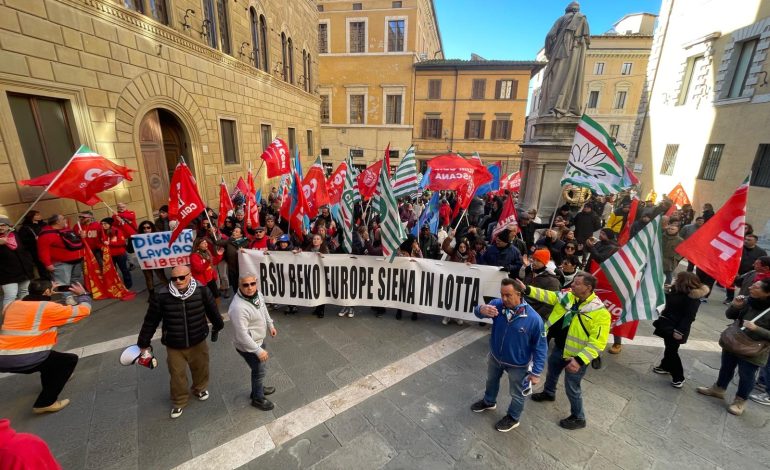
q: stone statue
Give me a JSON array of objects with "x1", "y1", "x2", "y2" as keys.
[{"x1": 538, "y1": 2, "x2": 591, "y2": 117}]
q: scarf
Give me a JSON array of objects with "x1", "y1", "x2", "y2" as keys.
[
  {"x1": 168, "y1": 278, "x2": 198, "y2": 300},
  {"x1": 0, "y1": 232, "x2": 17, "y2": 250},
  {"x1": 229, "y1": 237, "x2": 249, "y2": 249},
  {"x1": 237, "y1": 290, "x2": 262, "y2": 308}
]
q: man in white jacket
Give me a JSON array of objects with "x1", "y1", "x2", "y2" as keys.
[{"x1": 229, "y1": 273, "x2": 277, "y2": 410}]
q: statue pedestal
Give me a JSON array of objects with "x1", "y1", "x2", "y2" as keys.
[{"x1": 519, "y1": 115, "x2": 579, "y2": 217}]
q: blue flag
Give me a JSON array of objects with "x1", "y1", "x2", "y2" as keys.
[
  {"x1": 412, "y1": 191, "x2": 440, "y2": 236},
  {"x1": 418, "y1": 167, "x2": 431, "y2": 190},
  {"x1": 255, "y1": 188, "x2": 262, "y2": 206},
  {"x1": 475, "y1": 163, "x2": 501, "y2": 197}
]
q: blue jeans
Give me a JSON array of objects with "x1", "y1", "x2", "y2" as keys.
[
  {"x1": 757, "y1": 357, "x2": 770, "y2": 388},
  {"x1": 52, "y1": 261, "x2": 83, "y2": 298},
  {"x1": 237, "y1": 348, "x2": 267, "y2": 401},
  {"x1": 483, "y1": 355, "x2": 529, "y2": 420},
  {"x1": 543, "y1": 347, "x2": 588, "y2": 420},
  {"x1": 716, "y1": 350, "x2": 759, "y2": 399},
  {"x1": 2, "y1": 280, "x2": 30, "y2": 309}
]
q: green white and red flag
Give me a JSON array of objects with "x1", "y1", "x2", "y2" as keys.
[
  {"x1": 340, "y1": 155, "x2": 358, "y2": 254},
  {"x1": 391, "y1": 146, "x2": 419, "y2": 199},
  {"x1": 375, "y1": 160, "x2": 406, "y2": 262}
]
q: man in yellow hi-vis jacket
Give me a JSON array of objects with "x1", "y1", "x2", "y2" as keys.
[{"x1": 513, "y1": 273, "x2": 610, "y2": 430}]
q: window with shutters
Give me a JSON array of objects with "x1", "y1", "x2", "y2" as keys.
[
  {"x1": 428, "y1": 79, "x2": 441, "y2": 99},
  {"x1": 587, "y1": 90, "x2": 599, "y2": 108},
  {"x1": 318, "y1": 23, "x2": 329, "y2": 54},
  {"x1": 385, "y1": 94, "x2": 402, "y2": 124},
  {"x1": 471, "y1": 79, "x2": 486, "y2": 99},
  {"x1": 307, "y1": 130, "x2": 314, "y2": 156},
  {"x1": 495, "y1": 80, "x2": 518, "y2": 100},
  {"x1": 287, "y1": 127, "x2": 296, "y2": 153},
  {"x1": 423, "y1": 117, "x2": 442, "y2": 139},
  {"x1": 594, "y1": 62, "x2": 605, "y2": 75},
  {"x1": 349, "y1": 94, "x2": 365, "y2": 124},
  {"x1": 260, "y1": 124, "x2": 272, "y2": 152},
  {"x1": 465, "y1": 118, "x2": 485, "y2": 139},
  {"x1": 349, "y1": 21, "x2": 366, "y2": 53},
  {"x1": 491, "y1": 120, "x2": 513, "y2": 140},
  {"x1": 609, "y1": 124, "x2": 620, "y2": 139},
  {"x1": 751, "y1": 144, "x2": 770, "y2": 188},
  {"x1": 614, "y1": 91, "x2": 627, "y2": 109},
  {"x1": 659, "y1": 144, "x2": 679, "y2": 175},
  {"x1": 697, "y1": 144, "x2": 724, "y2": 181},
  {"x1": 621, "y1": 62, "x2": 632, "y2": 75},
  {"x1": 387, "y1": 20, "x2": 405, "y2": 52},
  {"x1": 320, "y1": 95, "x2": 330, "y2": 123},
  {"x1": 220, "y1": 119, "x2": 239, "y2": 164},
  {"x1": 8, "y1": 93, "x2": 78, "y2": 178}
]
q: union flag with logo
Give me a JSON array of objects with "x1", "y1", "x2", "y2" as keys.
[
  {"x1": 260, "y1": 138, "x2": 292, "y2": 178},
  {"x1": 168, "y1": 161, "x2": 205, "y2": 245}
]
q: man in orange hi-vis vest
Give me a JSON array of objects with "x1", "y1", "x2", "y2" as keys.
[{"x1": 0, "y1": 279, "x2": 91, "y2": 414}]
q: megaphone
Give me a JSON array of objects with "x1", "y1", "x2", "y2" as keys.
[{"x1": 119, "y1": 345, "x2": 158, "y2": 369}]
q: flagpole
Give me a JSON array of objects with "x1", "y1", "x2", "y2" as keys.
[
  {"x1": 549, "y1": 191, "x2": 564, "y2": 230},
  {"x1": 452, "y1": 208, "x2": 468, "y2": 232},
  {"x1": 179, "y1": 155, "x2": 218, "y2": 240},
  {"x1": 12, "y1": 154, "x2": 78, "y2": 228}
]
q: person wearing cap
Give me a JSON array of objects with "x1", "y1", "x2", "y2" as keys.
[
  {"x1": 0, "y1": 279, "x2": 91, "y2": 414},
  {"x1": 470, "y1": 278, "x2": 547, "y2": 432},
  {"x1": 0, "y1": 216, "x2": 34, "y2": 308},
  {"x1": 100, "y1": 217, "x2": 132, "y2": 289},
  {"x1": 155, "y1": 205, "x2": 171, "y2": 232},
  {"x1": 522, "y1": 249, "x2": 562, "y2": 321},
  {"x1": 478, "y1": 230, "x2": 524, "y2": 279},
  {"x1": 249, "y1": 226, "x2": 269, "y2": 250},
  {"x1": 137, "y1": 265, "x2": 224, "y2": 419}
]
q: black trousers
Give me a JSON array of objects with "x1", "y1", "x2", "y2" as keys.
[
  {"x1": 16, "y1": 351, "x2": 78, "y2": 408},
  {"x1": 660, "y1": 336, "x2": 684, "y2": 382}
]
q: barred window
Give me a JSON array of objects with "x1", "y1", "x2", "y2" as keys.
[
  {"x1": 320, "y1": 95, "x2": 330, "y2": 124},
  {"x1": 751, "y1": 144, "x2": 770, "y2": 188},
  {"x1": 349, "y1": 21, "x2": 366, "y2": 53},
  {"x1": 349, "y1": 94, "x2": 365, "y2": 124},
  {"x1": 260, "y1": 124, "x2": 272, "y2": 152},
  {"x1": 697, "y1": 144, "x2": 724, "y2": 181},
  {"x1": 385, "y1": 95, "x2": 402, "y2": 124},
  {"x1": 318, "y1": 23, "x2": 328, "y2": 54},
  {"x1": 659, "y1": 144, "x2": 679, "y2": 175}
]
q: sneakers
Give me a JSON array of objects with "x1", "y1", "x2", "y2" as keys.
[
  {"x1": 559, "y1": 415, "x2": 586, "y2": 430},
  {"x1": 338, "y1": 308, "x2": 347, "y2": 317},
  {"x1": 696, "y1": 384, "x2": 726, "y2": 399},
  {"x1": 263, "y1": 386, "x2": 276, "y2": 396},
  {"x1": 755, "y1": 382, "x2": 767, "y2": 393},
  {"x1": 530, "y1": 392, "x2": 556, "y2": 402},
  {"x1": 457, "y1": 319, "x2": 464, "y2": 325},
  {"x1": 251, "y1": 398, "x2": 275, "y2": 411},
  {"x1": 750, "y1": 391, "x2": 770, "y2": 406},
  {"x1": 170, "y1": 407, "x2": 183, "y2": 419},
  {"x1": 652, "y1": 366, "x2": 669, "y2": 375},
  {"x1": 442, "y1": 317, "x2": 450, "y2": 325},
  {"x1": 728, "y1": 397, "x2": 746, "y2": 416},
  {"x1": 495, "y1": 415, "x2": 520, "y2": 432},
  {"x1": 608, "y1": 344, "x2": 622, "y2": 354},
  {"x1": 347, "y1": 311, "x2": 355, "y2": 318},
  {"x1": 32, "y1": 399, "x2": 70, "y2": 414},
  {"x1": 722, "y1": 299, "x2": 732, "y2": 305},
  {"x1": 671, "y1": 379, "x2": 685, "y2": 389},
  {"x1": 195, "y1": 390, "x2": 209, "y2": 401},
  {"x1": 470, "y1": 399, "x2": 496, "y2": 413}
]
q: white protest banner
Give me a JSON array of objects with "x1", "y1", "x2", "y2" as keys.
[
  {"x1": 131, "y1": 229, "x2": 194, "y2": 270},
  {"x1": 239, "y1": 250, "x2": 508, "y2": 322}
]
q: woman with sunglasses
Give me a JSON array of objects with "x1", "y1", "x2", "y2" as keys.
[
  {"x1": 190, "y1": 237, "x2": 224, "y2": 309},
  {"x1": 137, "y1": 221, "x2": 169, "y2": 299}
]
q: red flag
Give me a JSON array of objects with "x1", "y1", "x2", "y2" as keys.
[
  {"x1": 82, "y1": 245, "x2": 135, "y2": 301},
  {"x1": 327, "y1": 162, "x2": 348, "y2": 205},
  {"x1": 668, "y1": 183, "x2": 691, "y2": 208},
  {"x1": 617, "y1": 198, "x2": 639, "y2": 246},
  {"x1": 260, "y1": 138, "x2": 291, "y2": 178},
  {"x1": 492, "y1": 195, "x2": 518, "y2": 241},
  {"x1": 508, "y1": 172, "x2": 521, "y2": 192},
  {"x1": 19, "y1": 145, "x2": 133, "y2": 205},
  {"x1": 168, "y1": 162, "x2": 205, "y2": 245},
  {"x1": 234, "y1": 177, "x2": 249, "y2": 200},
  {"x1": 427, "y1": 154, "x2": 476, "y2": 191},
  {"x1": 383, "y1": 143, "x2": 391, "y2": 179},
  {"x1": 675, "y1": 176, "x2": 750, "y2": 287},
  {"x1": 246, "y1": 170, "x2": 260, "y2": 229},
  {"x1": 217, "y1": 179, "x2": 233, "y2": 227},
  {"x1": 593, "y1": 266, "x2": 639, "y2": 340},
  {"x1": 451, "y1": 157, "x2": 494, "y2": 219},
  {"x1": 357, "y1": 160, "x2": 383, "y2": 200},
  {"x1": 302, "y1": 157, "x2": 330, "y2": 218}
]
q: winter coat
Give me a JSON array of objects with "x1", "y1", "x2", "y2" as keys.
[
  {"x1": 535, "y1": 237, "x2": 566, "y2": 265},
  {"x1": 478, "y1": 243, "x2": 523, "y2": 278},
  {"x1": 418, "y1": 233, "x2": 441, "y2": 260},
  {"x1": 653, "y1": 285, "x2": 710, "y2": 343},
  {"x1": 738, "y1": 246, "x2": 768, "y2": 276},
  {"x1": 441, "y1": 236, "x2": 476, "y2": 264},
  {"x1": 190, "y1": 251, "x2": 221, "y2": 285},
  {"x1": 229, "y1": 291, "x2": 273, "y2": 354},
  {"x1": 36, "y1": 227, "x2": 83, "y2": 267},
  {"x1": 586, "y1": 239, "x2": 619, "y2": 264},
  {"x1": 573, "y1": 212, "x2": 602, "y2": 243},
  {"x1": 679, "y1": 222, "x2": 699, "y2": 240},
  {"x1": 102, "y1": 229, "x2": 127, "y2": 257},
  {"x1": 661, "y1": 232, "x2": 683, "y2": 272},
  {"x1": 723, "y1": 296, "x2": 770, "y2": 366},
  {"x1": 474, "y1": 299, "x2": 547, "y2": 373},
  {"x1": 155, "y1": 216, "x2": 171, "y2": 232},
  {"x1": 522, "y1": 265, "x2": 562, "y2": 320},
  {"x1": 137, "y1": 283, "x2": 224, "y2": 349},
  {"x1": 216, "y1": 236, "x2": 249, "y2": 270},
  {"x1": 0, "y1": 234, "x2": 35, "y2": 285}
]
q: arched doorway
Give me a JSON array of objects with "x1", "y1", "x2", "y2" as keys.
[{"x1": 139, "y1": 109, "x2": 192, "y2": 211}]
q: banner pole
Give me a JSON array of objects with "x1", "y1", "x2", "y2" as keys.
[
  {"x1": 549, "y1": 190, "x2": 564, "y2": 230},
  {"x1": 452, "y1": 208, "x2": 468, "y2": 232}
]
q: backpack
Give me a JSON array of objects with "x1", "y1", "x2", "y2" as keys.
[{"x1": 41, "y1": 228, "x2": 84, "y2": 251}]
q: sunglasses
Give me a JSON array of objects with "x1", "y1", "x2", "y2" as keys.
[
  {"x1": 170, "y1": 274, "x2": 189, "y2": 282},
  {"x1": 241, "y1": 282, "x2": 257, "y2": 288}
]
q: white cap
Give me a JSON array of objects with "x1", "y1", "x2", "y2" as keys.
[{"x1": 119, "y1": 345, "x2": 142, "y2": 366}]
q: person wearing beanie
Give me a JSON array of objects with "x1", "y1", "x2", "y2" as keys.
[
  {"x1": 155, "y1": 205, "x2": 171, "y2": 232},
  {"x1": 478, "y1": 229, "x2": 524, "y2": 279},
  {"x1": 522, "y1": 249, "x2": 562, "y2": 320}
]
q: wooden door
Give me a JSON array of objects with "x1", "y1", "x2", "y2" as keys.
[{"x1": 139, "y1": 110, "x2": 170, "y2": 211}]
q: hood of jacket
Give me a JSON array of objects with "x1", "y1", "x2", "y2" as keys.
[{"x1": 688, "y1": 285, "x2": 710, "y2": 299}]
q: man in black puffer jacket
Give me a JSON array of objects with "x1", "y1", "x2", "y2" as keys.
[{"x1": 137, "y1": 265, "x2": 224, "y2": 419}]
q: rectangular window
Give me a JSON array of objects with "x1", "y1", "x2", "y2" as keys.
[
  {"x1": 350, "y1": 149, "x2": 364, "y2": 159},
  {"x1": 318, "y1": 23, "x2": 328, "y2": 53},
  {"x1": 307, "y1": 130, "x2": 314, "y2": 156},
  {"x1": 422, "y1": 117, "x2": 442, "y2": 139},
  {"x1": 587, "y1": 90, "x2": 599, "y2": 108},
  {"x1": 202, "y1": 0, "x2": 218, "y2": 49},
  {"x1": 317, "y1": 5, "x2": 323, "y2": 12},
  {"x1": 385, "y1": 94, "x2": 402, "y2": 124},
  {"x1": 215, "y1": 0, "x2": 231, "y2": 54},
  {"x1": 261, "y1": 124, "x2": 272, "y2": 152},
  {"x1": 621, "y1": 62, "x2": 632, "y2": 75},
  {"x1": 392, "y1": 1, "x2": 403, "y2": 7},
  {"x1": 320, "y1": 95, "x2": 330, "y2": 124},
  {"x1": 465, "y1": 119, "x2": 485, "y2": 139},
  {"x1": 594, "y1": 62, "x2": 605, "y2": 75},
  {"x1": 471, "y1": 79, "x2": 486, "y2": 99},
  {"x1": 123, "y1": 0, "x2": 143, "y2": 13},
  {"x1": 389, "y1": 150, "x2": 399, "y2": 160},
  {"x1": 728, "y1": 39, "x2": 758, "y2": 98},
  {"x1": 609, "y1": 124, "x2": 620, "y2": 140},
  {"x1": 349, "y1": 94, "x2": 365, "y2": 124},
  {"x1": 659, "y1": 144, "x2": 679, "y2": 175},
  {"x1": 287, "y1": 127, "x2": 296, "y2": 153},
  {"x1": 220, "y1": 119, "x2": 239, "y2": 164},
  {"x1": 321, "y1": 148, "x2": 330, "y2": 156},
  {"x1": 697, "y1": 144, "x2": 724, "y2": 181},
  {"x1": 491, "y1": 120, "x2": 513, "y2": 140},
  {"x1": 387, "y1": 20, "x2": 405, "y2": 52},
  {"x1": 349, "y1": 21, "x2": 366, "y2": 53},
  {"x1": 148, "y1": 0, "x2": 169, "y2": 24},
  {"x1": 352, "y1": 2, "x2": 362, "y2": 10},
  {"x1": 428, "y1": 79, "x2": 441, "y2": 99},
  {"x1": 614, "y1": 91, "x2": 627, "y2": 109},
  {"x1": 495, "y1": 80, "x2": 518, "y2": 100},
  {"x1": 678, "y1": 55, "x2": 704, "y2": 105},
  {"x1": 8, "y1": 93, "x2": 77, "y2": 178},
  {"x1": 751, "y1": 144, "x2": 770, "y2": 188}
]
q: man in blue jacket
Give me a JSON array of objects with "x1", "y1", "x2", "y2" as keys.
[{"x1": 470, "y1": 278, "x2": 548, "y2": 431}]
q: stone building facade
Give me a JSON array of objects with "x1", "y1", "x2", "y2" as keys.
[{"x1": 0, "y1": 0, "x2": 320, "y2": 222}]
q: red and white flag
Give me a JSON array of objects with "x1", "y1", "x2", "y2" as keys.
[
  {"x1": 357, "y1": 160, "x2": 383, "y2": 200},
  {"x1": 676, "y1": 176, "x2": 750, "y2": 287},
  {"x1": 427, "y1": 154, "x2": 476, "y2": 192},
  {"x1": 302, "y1": 156, "x2": 330, "y2": 218},
  {"x1": 501, "y1": 171, "x2": 521, "y2": 192},
  {"x1": 260, "y1": 138, "x2": 291, "y2": 178},
  {"x1": 452, "y1": 156, "x2": 493, "y2": 219},
  {"x1": 246, "y1": 169, "x2": 260, "y2": 229},
  {"x1": 217, "y1": 178, "x2": 233, "y2": 228},
  {"x1": 666, "y1": 182, "x2": 691, "y2": 215},
  {"x1": 492, "y1": 195, "x2": 518, "y2": 240},
  {"x1": 327, "y1": 162, "x2": 348, "y2": 205},
  {"x1": 19, "y1": 145, "x2": 133, "y2": 205},
  {"x1": 168, "y1": 162, "x2": 205, "y2": 245}
]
